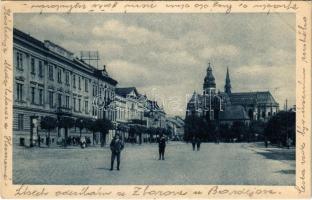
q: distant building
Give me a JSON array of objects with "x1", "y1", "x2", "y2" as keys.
[
  {"x1": 115, "y1": 87, "x2": 146, "y2": 142},
  {"x1": 13, "y1": 28, "x2": 117, "y2": 146},
  {"x1": 115, "y1": 87, "x2": 166, "y2": 143},
  {"x1": 166, "y1": 116, "x2": 185, "y2": 140},
  {"x1": 186, "y1": 63, "x2": 279, "y2": 125}
]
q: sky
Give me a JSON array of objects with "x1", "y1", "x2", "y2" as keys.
[{"x1": 14, "y1": 13, "x2": 296, "y2": 117}]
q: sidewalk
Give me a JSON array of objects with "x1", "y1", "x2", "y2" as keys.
[{"x1": 245, "y1": 142, "x2": 295, "y2": 163}]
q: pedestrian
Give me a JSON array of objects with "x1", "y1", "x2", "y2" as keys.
[
  {"x1": 196, "y1": 137, "x2": 201, "y2": 151},
  {"x1": 287, "y1": 137, "x2": 292, "y2": 149},
  {"x1": 191, "y1": 136, "x2": 196, "y2": 151},
  {"x1": 80, "y1": 136, "x2": 86, "y2": 149},
  {"x1": 158, "y1": 134, "x2": 166, "y2": 160},
  {"x1": 110, "y1": 134, "x2": 124, "y2": 171},
  {"x1": 37, "y1": 135, "x2": 41, "y2": 147}
]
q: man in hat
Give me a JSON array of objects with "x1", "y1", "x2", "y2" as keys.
[
  {"x1": 110, "y1": 133, "x2": 124, "y2": 171},
  {"x1": 158, "y1": 134, "x2": 166, "y2": 160}
]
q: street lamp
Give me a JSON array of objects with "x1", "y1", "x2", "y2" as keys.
[{"x1": 30, "y1": 116, "x2": 38, "y2": 147}]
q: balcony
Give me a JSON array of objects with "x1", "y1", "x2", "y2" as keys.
[{"x1": 56, "y1": 106, "x2": 72, "y2": 115}]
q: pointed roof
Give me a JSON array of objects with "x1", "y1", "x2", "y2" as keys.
[
  {"x1": 203, "y1": 62, "x2": 216, "y2": 89},
  {"x1": 224, "y1": 67, "x2": 232, "y2": 94},
  {"x1": 226, "y1": 67, "x2": 230, "y2": 83}
]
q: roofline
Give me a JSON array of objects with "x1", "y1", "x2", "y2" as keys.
[{"x1": 13, "y1": 28, "x2": 118, "y2": 86}]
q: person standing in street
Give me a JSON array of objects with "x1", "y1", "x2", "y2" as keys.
[
  {"x1": 196, "y1": 137, "x2": 201, "y2": 151},
  {"x1": 191, "y1": 136, "x2": 196, "y2": 151},
  {"x1": 110, "y1": 134, "x2": 124, "y2": 171},
  {"x1": 158, "y1": 134, "x2": 166, "y2": 160}
]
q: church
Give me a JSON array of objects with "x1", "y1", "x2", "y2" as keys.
[{"x1": 186, "y1": 63, "x2": 279, "y2": 125}]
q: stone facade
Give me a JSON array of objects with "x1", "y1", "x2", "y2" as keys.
[
  {"x1": 13, "y1": 28, "x2": 117, "y2": 146},
  {"x1": 115, "y1": 87, "x2": 166, "y2": 142}
]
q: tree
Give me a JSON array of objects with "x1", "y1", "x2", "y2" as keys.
[
  {"x1": 264, "y1": 111, "x2": 295, "y2": 146},
  {"x1": 75, "y1": 118, "x2": 85, "y2": 138},
  {"x1": 184, "y1": 115, "x2": 203, "y2": 141},
  {"x1": 231, "y1": 121, "x2": 247, "y2": 142},
  {"x1": 249, "y1": 121, "x2": 266, "y2": 142},
  {"x1": 95, "y1": 118, "x2": 113, "y2": 147},
  {"x1": 58, "y1": 116, "x2": 75, "y2": 147},
  {"x1": 203, "y1": 120, "x2": 217, "y2": 142},
  {"x1": 219, "y1": 123, "x2": 230, "y2": 142},
  {"x1": 147, "y1": 127, "x2": 157, "y2": 143},
  {"x1": 40, "y1": 116, "x2": 57, "y2": 147},
  {"x1": 116, "y1": 123, "x2": 129, "y2": 142},
  {"x1": 84, "y1": 118, "x2": 97, "y2": 145}
]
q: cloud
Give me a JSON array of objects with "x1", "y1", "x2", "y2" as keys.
[
  {"x1": 200, "y1": 45, "x2": 239, "y2": 59},
  {"x1": 14, "y1": 13, "x2": 296, "y2": 116},
  {"x1": 106, "y1": 60, "x2": 150, "y2": 87},
  {"x1": 29, "y1": 15, "x2": 71, "y2": 31},
  {"x1": 229, "y1": 64, "x2": 295, "y2": 107},
  {"x1": 92, "y1": 19, "x2": 164, "y2": 45}
]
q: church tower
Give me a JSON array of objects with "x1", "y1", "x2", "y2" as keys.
[
  {"x1": 203, "y1": 62, "x2": 216, "y2": 95},
  {"x1": 224, "y1": 67, "x2": 231, "y2": 95}
]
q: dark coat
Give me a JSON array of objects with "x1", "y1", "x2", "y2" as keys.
[
  {"x1": 196, "y1": 138, "x2": 201, "y2": 145},
  {"x1": 110, "y1": 139, "x2": 124, "y2": 153},
  {"x1": 158, "y1": 137, "x2": 166, "y2": 149}
]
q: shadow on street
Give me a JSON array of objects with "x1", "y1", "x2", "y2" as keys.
[{"x1": 256, "y1": 149, "x2": 295, "y2": 161}]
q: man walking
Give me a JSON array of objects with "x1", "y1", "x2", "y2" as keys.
[
  {"x1": 158, "y1": 134, "x2": 166, "y2": 160},
  {"x1": 191, "y1": 136, "x2": 196, "y2": 151},
  {"x1": 196, "y1": 137, "x2": 201, "y2": 151},
  {"x1": 110, "y1": 134, "x2": 124, "y2": 171}
]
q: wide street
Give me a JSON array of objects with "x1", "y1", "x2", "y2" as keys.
[{"x1": 13, "y1": 142, "x2": 295, "y2": 185}]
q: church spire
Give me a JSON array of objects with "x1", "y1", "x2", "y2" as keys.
[
  {"x1": 203, "y1": 62, "x2": 216, "y2": 90},
  {"x1": 203, "y1": 62, "x2": 216, "y2": 95},
  {"x1": 224, "y1": 67, "x2": 231, "y2": 94}
]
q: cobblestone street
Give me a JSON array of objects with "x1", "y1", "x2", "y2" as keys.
[{"x1": 13, "y1": 142, "x2": 295, "y2": 185}]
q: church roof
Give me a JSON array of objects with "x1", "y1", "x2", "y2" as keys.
[
  {"x1": 230, "y1": 91, "x2": 278, "y2": 106},
  {"x1": 219, "y1": 105, "x2": 250, "y2": 121},
  {"x1": 203, "y1": 63, "x2": 216, "y2": 89}
]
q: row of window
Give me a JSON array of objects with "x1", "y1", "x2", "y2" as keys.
[
  {"x1": 15, "y1": 51, "x2": 90, "y2": 92},
  {"x1": 16, "y1": 83, "x2": 89, "y2": 113},
  {"x1": 92, "y1": 85, "x2": 114, "y2": 99},
  {"x1": 116, "y1": 108, "x2": 144, "y2": 121},
  {"x1": 49, "y1": 65, "x2": 89, "y2": 92},
  {"x1": 47, "y1": 92, "x2": 89, "y2": 114}
]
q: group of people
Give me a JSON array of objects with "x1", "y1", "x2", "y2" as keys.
[
  {"x1": 191, "y1": 137, "x2": 201, "y2": 151},
  {"x1": 109, "y1": 133, "x2": 168, "y2": 171},
  {"x1": 109, "y1": 134, "x2": 201, "y2": 171}
]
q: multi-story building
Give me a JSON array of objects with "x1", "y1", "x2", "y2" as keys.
[
  {"x1": 166, "y1": 116, "x2": 185, "y2": 140},
  {"x1": 115, "y1": 87, "x2": 147, "y2": 142},
  {"x1": 114, "y1": 87, "x2": 167, "y2": 143},
  {"x1": 13, "y1": 28, "x2": 117, "y2": 146},
  {"x1": 145, "y1": 100, "x2": 166, "y2": 129}
]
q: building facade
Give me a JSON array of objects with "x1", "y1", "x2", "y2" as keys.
[
  {"x1": 186, "y1": 63, "x2": 279, "y2": 125},
  {"x1": 13, "y1": 28, "x2": 117, "y2": 146},
  {"x1": 115, "y1": 87, "x2": 167, "y2": 143},
  {"x1": 166, "y1": 116, "x2": 185, "y2": 140}
]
